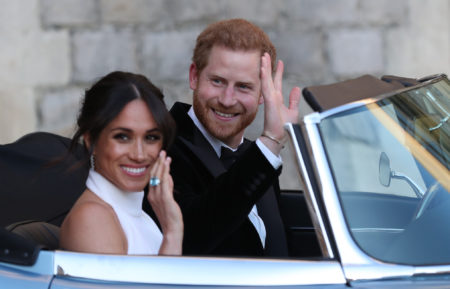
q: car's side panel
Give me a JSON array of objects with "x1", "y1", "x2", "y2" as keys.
[
  {"x1": 53, "y1": 251, "x2": 346, "y2": 287},
  {"x1": 52, "y1": 277, "x2": 350, "y2": 289},
  {"x1": 0, "y1": 252, "x2": 54, "y2": 289},
  {"x1": 0, "y1": 266, "x2": 52, "y2": 289}
]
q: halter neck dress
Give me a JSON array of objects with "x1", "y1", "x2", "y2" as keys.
[{"x1": 86, "y1": 169, "x2": 163, "y2": 255}]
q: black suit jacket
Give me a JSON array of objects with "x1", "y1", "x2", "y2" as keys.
[{"x1": 157, "y1": 102, "x2": 288, "y2": 257}]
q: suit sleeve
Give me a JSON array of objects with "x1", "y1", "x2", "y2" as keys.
[{"x1": 169, "y1": 141, "x2": 281, "y2": 254}]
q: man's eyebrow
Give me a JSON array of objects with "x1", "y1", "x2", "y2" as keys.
[{"x1": 237, "y1": 81, "x2": 254, "y2": 86}]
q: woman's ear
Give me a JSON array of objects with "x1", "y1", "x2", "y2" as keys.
[{"x1": 83, "y1": 133, "x2": 93, "y2": 152}]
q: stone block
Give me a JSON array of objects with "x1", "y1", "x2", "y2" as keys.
[
  {"x1": 158, "y1": 81, "x2": 192, "y2": 110},
  {"x1": 328, "y1": 29, "x2": 383, "y2": 77},
  {"x1": 0, "y1": 0, "x2": 40, "y2": 34},
  {"x1": 140, "y1": 30, "x2": 198, "y2": 82},
  {"x1": 37, "y1": 87, "x2": 83, "y2": 137},
  {"x1": 358, "y1": 0, "x2": 407, "y2": 26},
  {"x1": 386, "y1": 0, "x2": 450, "y2": 77},
  {"x1": 0, "y1": 30, "x2": 70, "y2": 86},
  {"x1": 222, "y1": 0, "x2": 280, "y2": 27},
  {"x1": 0, "y1": 87, "x2": 37, "y2": 144},
  {"x1": 72, "y1": 27, "x2": 138, "y2": 83},
  {"x1": 100, "y1": 0, "x2": 165, "y2": 25},
  {"x1": 282, "y1": 0, "x2": 358, "y2": 28},
  {"x1": 41, "y1": 0, "x2": 98, "y2": 27},
  {"x1": 275, "y1": 31, "x2": 327, "y2": 84},
  {"x1": 166, "y1": 0, "x2": 224, "y2": 24}
]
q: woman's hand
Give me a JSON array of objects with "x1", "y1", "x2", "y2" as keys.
[{"x1": 147, "y1": 150, "x2": 183, "y2": 255}]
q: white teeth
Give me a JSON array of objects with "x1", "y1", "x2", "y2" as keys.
[
  {"x1": 122, "y1": 166, "x2": 145, "y2": 174},
  {"x1": 215, "y1": 110, "x2": 234, "y2": 118}
]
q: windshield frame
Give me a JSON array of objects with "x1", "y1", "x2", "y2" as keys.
[{"x1": 298, "y1": 74, "x2": 450, "y2": 280}]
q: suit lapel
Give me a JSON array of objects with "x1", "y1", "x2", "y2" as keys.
[{"x1": 171, "y1": 102, "x2": 225, "y2": 178}]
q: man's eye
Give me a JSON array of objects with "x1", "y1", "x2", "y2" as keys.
[
  {"x1": 238, "y1": 84, "x2": 251, "y2": 91},
  {"x1": 212, "y1": 79, "x2": 222, "y2": 85}
]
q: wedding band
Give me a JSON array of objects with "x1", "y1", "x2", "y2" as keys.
[{"x1": 149, "y1": 177, "x2": 160, "y2": 187}]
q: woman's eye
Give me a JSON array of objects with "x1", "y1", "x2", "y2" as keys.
[
  {"x1": 113, "y1": 133, "x2": 129, "y2": 141},
  {"x1": 146, "y1": 134, "x2": 161, "y2": 142}
]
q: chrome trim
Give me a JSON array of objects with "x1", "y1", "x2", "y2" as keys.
[
  {"x1": 54, "y1": 251, "x2": 346, "y2": 286},
  {"x1": 414, "y1": 265, "x2": 450, "y2": 276},
  {"x1": 417, "y1": 73, "x2": 447, "y2": 82},
  {"x1": 285, "y1": 123, "x2": 334, "y2": 258},
  {"x1": 351, "y1": 228, "x2": 403, "y2": 233}
]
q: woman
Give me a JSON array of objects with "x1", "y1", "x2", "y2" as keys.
[{"x1": 60, "y1": 71, "x2": 183, "y2": 255}]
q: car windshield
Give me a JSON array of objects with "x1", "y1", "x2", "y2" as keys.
[{"x1": 319, "y1": 77, "x2": 450, "y2": 266}]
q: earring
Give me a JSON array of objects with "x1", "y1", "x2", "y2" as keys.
[{"x1": 90, "y1": 154, "x2": 95, "y2": 170}]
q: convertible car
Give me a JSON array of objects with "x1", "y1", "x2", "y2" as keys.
[{"x1": 1, "y1": 73, "x2": 449, "y2": 288}]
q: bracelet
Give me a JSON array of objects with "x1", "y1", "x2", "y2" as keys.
[{"x1": 261, "y1": 132, "x2": 283, "y2": 145}]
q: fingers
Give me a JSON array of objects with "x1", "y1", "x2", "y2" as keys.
[
  {"x1": 160, "y1": 155, "x2": 173, "y2": 197},
  {"x1": 148, "y1": 151, "x2": 174, "y2": 203},
  {"x1": 261, "y1": 53, "x2": 284, "y2": 103},
  {"x1": 273, "y1": 60, "x2": 284, "y2": 93},
  {"x1": 260, "y1": 53, "x2": 273, "y2": 100},
  {"x1": 149, "y1": 150, "x2": 165, "y2": 185},
  {"x1": 289, "y1": 86, "x2": 301, "y2": 110}
]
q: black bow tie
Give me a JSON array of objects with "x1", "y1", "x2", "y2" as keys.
[{"x1": 220, "y1": 146, "x2": 241, "y2": 170}]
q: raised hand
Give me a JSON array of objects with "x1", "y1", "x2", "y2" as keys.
[
  {"x1": 147, "y1": 150, "x2": 183, "y2": 255},
  {"x1": 259, "y1": 52, "x2": 301, "y2": 154}
]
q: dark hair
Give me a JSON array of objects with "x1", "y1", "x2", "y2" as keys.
[
  {"x1": 70, "y1": 71, "x2": 175, "y2": 162},
  {"x1": 193, "y1": 18, "x2": 277, "y2": 73}
]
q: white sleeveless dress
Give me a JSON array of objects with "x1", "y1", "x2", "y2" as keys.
[{"x1": 86, "y1": 169, "x2": 163, "y2": 255}]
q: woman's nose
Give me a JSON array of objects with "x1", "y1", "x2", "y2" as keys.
[{"x1": 130, "y1": 140, "x2": 145, "y2": 161}]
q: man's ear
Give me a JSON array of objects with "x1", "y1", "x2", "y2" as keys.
[
  {"x1": 189, "y1": 63, "x2": 199, "y2": 90},
  {"x1": 258, "y1": 94, "x2": 264, "y2": 105}
]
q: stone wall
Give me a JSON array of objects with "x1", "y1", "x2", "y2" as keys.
[{"x1": 1, "y1": 0, "x2": 449, "y2": 188}]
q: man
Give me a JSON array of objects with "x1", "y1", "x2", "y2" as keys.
[{"x1": 158, "y1": 19, "x2": 299, "y2": 256}]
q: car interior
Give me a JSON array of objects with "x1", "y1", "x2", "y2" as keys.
[{"x1": 0, "y1": 131, "x2": 322, "y2": 263}]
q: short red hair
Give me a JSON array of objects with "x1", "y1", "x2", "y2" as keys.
[{"x1": 192, "y1": 18, "x2": 277, "y2": 73}]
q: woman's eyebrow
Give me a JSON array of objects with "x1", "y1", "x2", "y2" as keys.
[{"x1": 109, "y1": 127, "x2": 160, "y2": 133}]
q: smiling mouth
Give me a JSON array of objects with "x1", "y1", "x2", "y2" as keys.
[
  {"x1": 121, "y1": 166, "x2": 146, "y2": 175},
  {"x1": 213, "y1": 109, "x2": 238, "y2": 118}
]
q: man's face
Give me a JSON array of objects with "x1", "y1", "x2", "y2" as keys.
[{"x1": 190, "y1": 45, "x2": 262, "y2": 148}]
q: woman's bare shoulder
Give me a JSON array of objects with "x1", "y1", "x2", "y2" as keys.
[{"x1": 60, "y1": 190, "x2": 127, "y2": 254}]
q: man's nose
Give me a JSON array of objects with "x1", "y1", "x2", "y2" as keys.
[{"x1": 218, "y1": 85, "x2": 237, "y2": 107}]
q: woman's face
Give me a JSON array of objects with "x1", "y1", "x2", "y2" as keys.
[{"x1": 93, "y1": 99, "x2": 163, "y2": 192}]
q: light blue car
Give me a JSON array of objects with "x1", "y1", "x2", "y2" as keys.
[{"x1": 1, "y1": 74, "x2": 449, "y2": 288}]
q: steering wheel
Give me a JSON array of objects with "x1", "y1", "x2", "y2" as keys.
[{"x1": 412, "y1": 181, "x2": 442, "y2": 220}]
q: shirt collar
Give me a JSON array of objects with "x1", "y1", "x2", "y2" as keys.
[{"x1": 188, "y1": 107, "x2": 243, "y2": 157}]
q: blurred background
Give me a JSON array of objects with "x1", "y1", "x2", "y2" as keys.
[{"x1": 1, "y1": 0, "x2": 449, "y2": 188}]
